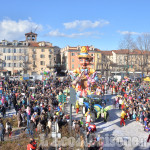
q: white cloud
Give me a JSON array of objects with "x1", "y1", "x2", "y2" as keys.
[
  {"x1": 63, "y1": 20, "x2": 109, "y2": 31},
  {"x1": 118, "y1": 30, "x2": 140, "y2": 35},
  {"x1": 0, "y1": 18, "x2": 43, "y2": 41},
  {"x1": 48, "y1": 29, "x2": 100, "y2": 38}
]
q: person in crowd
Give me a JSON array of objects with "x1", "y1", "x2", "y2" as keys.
[
  {"x1": 120, "y1": 109, "x2": 126, "y2": 126},
  {"x1": 17, "y1": 110, "x2": 22, "y2": 128},
  {"x1": 1, "y1": 105, "x2": 6, "y2": 118},
  {"x1": 0, "y1": 120, "x2": 5, "y2": 141},
  {"x1": 29, "y1": 120, "x2": 36, "y2": 136},
  {"x1": 27, "y1": 138, "x2": 37, "y2": 150},
  {"x1": 6, "y1": 121, "x2": 12, "y2": 138},
  {"x1": 75, "y1": 100, "x2": 80, "y2": 114}
]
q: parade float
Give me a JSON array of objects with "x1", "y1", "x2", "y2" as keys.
[{"x1": 70, "y1": 46, "x2": 111, "y2": 122}]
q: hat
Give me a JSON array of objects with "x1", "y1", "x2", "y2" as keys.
[{"x1": 78, "y1": 46, "x2": 92, "y2": 60}]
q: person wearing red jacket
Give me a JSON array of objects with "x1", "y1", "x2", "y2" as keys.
[{"x1": 27, "y1": 138, "x2": 37, "y2": 150}]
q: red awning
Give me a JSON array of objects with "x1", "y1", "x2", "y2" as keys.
[{"x1": 0, "y1": 70, "x2": 7, "y2": 72}]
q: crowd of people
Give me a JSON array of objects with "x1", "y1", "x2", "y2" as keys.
[
  {"x1": 0, "y1": 74, "x2": 149, "y2": 149},
  {"x1": 0, "y1": 76, "x2": 71, "y2": 147},
  {"x1": 112, "y1": 78, "x2": 150, "y2": 141},
  {"x1": 0, "y1": 75, "x2": 106, "y2": 149},
  {"x1": 113, "y1": 79, "x2": 150, "y2": 125}
]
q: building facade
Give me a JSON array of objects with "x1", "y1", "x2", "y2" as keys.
[
  {"x1": 0, "y1": 39, "x2": 29, "y2": 76},
  {"x1": 0, "y1": 32, "x2": 60, "y2": 76},
  {"x1": 61, "y1": 45, "x2": 99, "y2": 72},
  {"x1": 101, "y1": 49, "x2": 150, "y2": 77}
]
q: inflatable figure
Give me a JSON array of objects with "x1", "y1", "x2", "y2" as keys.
[{"x1": 72, "y1": 46, "x2": 98, "y2": 97}]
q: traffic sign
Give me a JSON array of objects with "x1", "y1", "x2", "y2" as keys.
[{"x1": 70, "y1": 87, "x2": 76, "y2": 105}]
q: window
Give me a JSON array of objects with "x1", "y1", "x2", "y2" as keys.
[
  {"x1": 32, "y1": 49, "x2": 36, "y2": 53},
  {"x1": 49, "y1": 49, "x2": 52, "y2": 53},
  {"x1": 19, "y1": 49, "x2": 22, "y2": 53},
  {"x1": 49, "y1": 55, "x2": 51, "y2": 58},
  {"x1": 3, "y1": 62, "x2": 6, "y2": 67},
  {"x1": 3, "y1": 48, "x2": 6, "y2": 53},
  {"x1": 40, "y1": 54, "x2": 45, "y2": 58},
  {"x1": 8, "y1": 49, "x2": 11, "y2": 53},
  {"x1": 14, "y1": 63, "x2": 17, "y2": 67},
  {"x1": 13, "y1": 56, "x2": 17, "y2": 60},
  {"x1": 8, "y1": 63, "x2": 11, "y2": 67},
  {"x1": 40, "y1": 61, "x2": 45, "y2": 65},
  {"x1": 41, "y1": 49, "x2": 45, "y2": 52},
  {"x1": 13, "y1": 49, "x2": 16, "y2": 53},
  {"x1": 32, "y1": 37, "x2": 35, "y2": 41},
  {"x1": 33, "y1": 61, "x2": 36, "y2": 66},
  {"x1": 71, "y1": 53, "x2": 75, "y2": 56},
  {"x1": 25, "y1": 56, "x2": 28, "y2": 61},
  {"x1": 7, "y1": 56, "x2": 11, "y2": 60},
  {"x1": 72, "y1": 59, "x2": 74, "y2": 62},
  {"x1": 19, "y1": 56, "x2": 22, "y2": 60},
  {"x1": 13, "y1": 42, "x2": 17, "y2": 46},
  {"x1": 5, "y1": 56, "x2": 6, "y2": 60},
  {"x1": 32, "y1": 55, "x2": 36, "y2": 59},
  {"x1": 19, "y1": 63, "x2": 22, "y2": 67},
  {"x1": 72, "y1": 64, "x2": 74, "y2": 69}
]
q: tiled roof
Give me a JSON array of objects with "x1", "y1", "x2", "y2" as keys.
[
  {"x1": 28, "y1": 42, "x2": 52, "y2": 47},
  {"x1": 25, "y1": 32, "x2": 37, "y2": 36},
  {"x1": 28, "y1": 42, "x2": 39, "y2": 47},
  {"x1": 112, "y1": 49, "x2": 150, "y2": 55},
  {"x1": 101, "y1": 51, "x2": 113, "y2": 55},
  {"x1": 95, "y1": 48, "x2": 101, "y2": 52}
]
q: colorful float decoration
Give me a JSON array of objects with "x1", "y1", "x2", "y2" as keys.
[
  {"x1": 70, "y1": 46, "x2": 111, "y2": 123},
  {"x1": 71, "y1": 46, "x2": 98, "y2": 97}
]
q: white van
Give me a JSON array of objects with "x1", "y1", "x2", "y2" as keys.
[{"x1": 9, "y1": 76, "x2": 20, "y2": 81}]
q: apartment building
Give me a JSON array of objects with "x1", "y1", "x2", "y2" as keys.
[
  {"x1": 0, "y1": 40, "x2": 29, "y2": 76},
  {"x1": 60, "y1": 45, "x2": 99, "y2": 72},
  {"x1": 112, "y1": 49, "x2": 150, "y2": 72},
  {"x1": 0, "y1": 32, "x2": 60, "y2": 76}
]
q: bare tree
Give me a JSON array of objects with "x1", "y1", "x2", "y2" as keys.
[
  {"x1": 136, "y1": 33, "x2": 150, "y2": 76},
  {"x1": 119, "y1": 34, "x2": 136, "y2": 77},
  {"x1": 119, "y1": 34, "x2": 137, "y2": 50}
]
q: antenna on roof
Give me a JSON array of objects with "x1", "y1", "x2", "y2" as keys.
[
  {"x1": 33, "y1": 26, "x2": 38, "y2": 33},
  {"x1": 31, "y1": 26, "x2": 33, "y2": 33}
]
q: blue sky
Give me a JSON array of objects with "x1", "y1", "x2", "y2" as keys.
[{"x1": 0, "y1": 0, "x2": 149, "y2": 50}]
